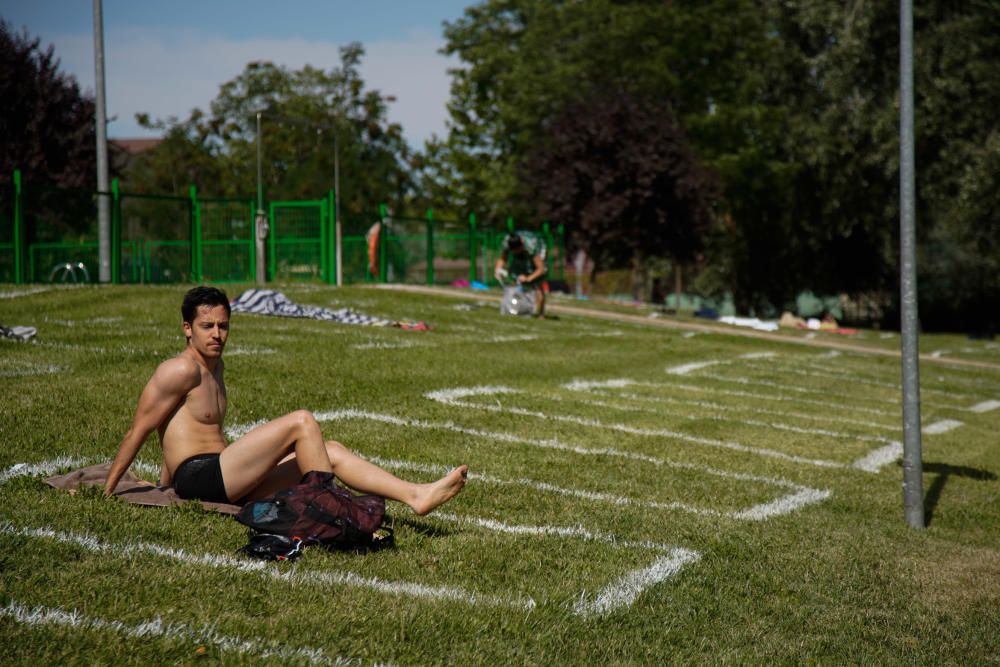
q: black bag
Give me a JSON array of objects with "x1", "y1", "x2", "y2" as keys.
[{"x1": 235, "y1": 471, "x2": 393, "y2": 555}]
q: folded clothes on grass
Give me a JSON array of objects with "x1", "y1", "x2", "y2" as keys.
[
  {"x1": 230, "y1": 289, "x2": 429, "y2": 330},
  {"x1": 44, "y1": 463, "x2": 242, "y2": 515}
]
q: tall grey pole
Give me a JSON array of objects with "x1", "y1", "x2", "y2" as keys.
[
  {"x1": 334, "y1": 130, "x2": 343, "y2": 286},
  {"x1": 254, "y1": 112, "x2": 268, "y2": 284},
  {"x1": 899, "y1": 0, "x2": 924, "y2": 529},
  {"x1": 93, "y1": 0, "x2": 111, "y2": 282}
]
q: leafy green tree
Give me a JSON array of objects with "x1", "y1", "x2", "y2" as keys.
[
  {"x1": 766, "y1": 0, "x2": 1000, "y2": 329},
  {"x1": 128, "y1": 44, "x2": 415, "y2": 222},
  {"x1": 437, "y1": 1, "x2": 796, "y2": 302},
  {"x1": 126, "y1": 110, "x2": 223, "y2": 196},
  {"x1": 521, "y1": 92, "x2": 717, "y2": 284},
  {"x1": 0, "y1": 20, "x2": 97, "y2": 189}
]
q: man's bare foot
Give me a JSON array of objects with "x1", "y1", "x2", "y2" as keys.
[{"x1": 411, "y1": 465, "x2": 468, "y2": 516}]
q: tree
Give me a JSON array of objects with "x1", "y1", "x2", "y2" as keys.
[
  {"x1": 0, "y1": 20, "x2": 97, "y2": 189},
  {"x1": 522, "y1": 92, "x2": 717, "y2": 291},
  {"x1": 436, "y1": 0, "x2": 796, "y2": 292},
  {"x1": 763, "y1": 0, "x2": 1000, "y2": 329},
  {"x1": 127, "y1": 44, "x2": 416, "y2": 221},
  {"x1": 1, "y1": 20, "x2": 102, "y2": 245}
]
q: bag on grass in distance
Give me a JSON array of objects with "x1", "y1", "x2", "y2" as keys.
[{"x1": 235, "y1": 471, "x2": 393, "y2": 556}]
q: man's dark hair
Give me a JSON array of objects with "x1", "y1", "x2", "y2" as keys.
[
  {"x1": 507, "y1": 234, "x2": 524, "y2": 250},
  {"x1": 182, "y1": 286, "x2": 230, "y2": 323}
]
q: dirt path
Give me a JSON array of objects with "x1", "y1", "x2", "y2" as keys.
[{"x1": 372, "y1": 284, "x2": 1000, "y2": 373}]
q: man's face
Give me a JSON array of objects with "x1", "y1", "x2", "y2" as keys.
[{"x1": 183, "y1": 304, "x2": 230, "y2": 358}]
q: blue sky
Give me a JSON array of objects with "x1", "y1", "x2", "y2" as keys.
[{"x1": 1, "y1": 0, "x2": 474, "y2": 146}]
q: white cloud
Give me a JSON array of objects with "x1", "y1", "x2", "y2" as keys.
[{"x1": 46, "y1": 27, "x2": 454, "y2": 147}]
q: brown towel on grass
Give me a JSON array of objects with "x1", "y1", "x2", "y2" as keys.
[{"x1": 44, "y1": 463, "x2": 242, "y2": 516}]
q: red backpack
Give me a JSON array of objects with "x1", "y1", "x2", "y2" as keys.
[{"x1": 235, "y1": 471, "x2": 392, "y2": 559}]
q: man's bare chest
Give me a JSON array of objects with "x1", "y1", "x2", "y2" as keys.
[{"x1": 185, "y1": 370, "x2": 227, "y2": 424}]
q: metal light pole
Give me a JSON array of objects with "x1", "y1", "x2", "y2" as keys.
[
  {"x1": 93, "y1": 0, "x2": 111, "y2": 282},
  {"x1": 334, "y1": 128, "x2": 342, "y2": 286},
  {"x1": 254, "y1": 112, "x2": 268, "y2": 284},
  {"x1": 899, "y1": 0, "x2": 924, "y2": 529}
]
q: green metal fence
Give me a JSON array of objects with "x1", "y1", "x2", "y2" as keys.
[
  {"x1": 200, "y1": 197, "x2": 256, "y2": 283},
  {"x1": 1, "y1": 170, "x2": 566, "y2": 287},
  {"x1": 268, "y1": 199, "x2": 330, "y2": 282}
]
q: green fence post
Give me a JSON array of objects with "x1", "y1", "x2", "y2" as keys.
[
  {"x1": 506, "y1": 217, "x2": 514, "y2": 234},
  {"x1": 111, "y1": 178, "x2": 121, "y2": 283},
  {"x1": 13, "y1": 169, "x2": 23, "y2": 284},
  {"x1": 189, "y1": 185, "x2": 201, "y2": 282},
  {"x1": 426, "y1": 208, "x2": 435, "y2": 286},
  {"x1": 468, "y1": 212, "x2": 477, "y2": 283}
]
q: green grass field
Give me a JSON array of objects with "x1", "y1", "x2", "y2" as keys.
[{"x1": 2, "y1": 283, "x2": 999, "y2": 665}]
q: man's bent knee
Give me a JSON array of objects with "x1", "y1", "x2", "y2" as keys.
[
  {"x1": 324, "y1": 440, "x2": 349, "y2": 465},
  {"x1": 287, "y1": 409, "x2": 321, "y2": 431}
]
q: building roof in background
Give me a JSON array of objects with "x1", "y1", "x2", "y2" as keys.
[{"x1": 111, "y1": 138, "x2": 162, "y2": 155}]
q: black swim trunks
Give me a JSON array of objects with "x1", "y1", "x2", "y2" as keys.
[{"x1": 173, "y1": 453, "x2": 233, "y2": 504}]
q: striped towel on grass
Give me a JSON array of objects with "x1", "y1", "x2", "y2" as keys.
[{"x1": 230, "y1": 289, "x2": 428, "y2": 330}]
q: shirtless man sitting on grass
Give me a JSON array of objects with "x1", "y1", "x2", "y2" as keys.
[{"x1": 104, "y1": 285, "x2": 468, "y2": 514}]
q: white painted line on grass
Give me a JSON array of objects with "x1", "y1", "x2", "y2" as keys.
[
  {"x1": 432, "y1": 511, "x2": 681, "y2": 554},
  {"x1": 969, "y1": 400, "x2": 1000, "y2": 413},
  {"x1": 567, "y1": 376, "x2": 898, "y2": 418},
  {"x1": 0, "y1": 457, "x2": 91, "y2": 485},
  {"x1": 0, "y1": 601, "x2": 371, "y2": 667},
  {"x1": 570, "y1": 378, "x2": 905, "y2": 472},
  {"x1": 429, "y1": 512, "x2": 701, "y2": 617},
  {"x1": 573, "y1": 551, "x2": 701, "y2": 617},
  {"x1": 351, "y1": 340, "x2": 416, "y2": 350},
  {"x1": 923, "y1": 419, "x2": 963, "y2": 435},
  {"x1": 729, "y1": 487, "x2": 832, "y2": 521},
  {"x1": 360, "y1": 452, "x2": 830, "y2": 523},
  {"x1": 556, "y1": 388, "x2": 896, "y2": 445},
  {"x1": 0, "y1": 363, "x2": 65, "y2": 378},
  {"x1": 599, "y1": 388, "x2": 898, "y2": 432},
  {"x1": 693, "y1": 371, "x2": 910, "y2": 409},
  {"x1": 486, "y1": 334, "x2": 539, "y2": 343},
  {"x1": 426, "y1": 386, "x2": 853, "y2": 470},
  {"x1": 225, "y1": 346, "x2": 277, "y2": 355},
  {"x1": 1, "y1": 458, "x2": 159, "y2": 487},
  {"x1": 1, "y1": 523, "x2": 534, "y2": 611},
  {"x1": 666, "y1": 360, "x2": 723, "y2": 375},
  {"x1": 0, "y1": 287, "x2": 51, "y2": 299},
  {"x1": 850, "y1": 442, "x2": 903, "y2": 473},
  {"x1": 301, "y1": 410, "x2": 830, "y2": 519},
  {"x1": 747, "y1": 356, "x2": 984, "y2": 404},
  {"x1": 667, "y1": 379, "x2": 897, "y2": 416}
]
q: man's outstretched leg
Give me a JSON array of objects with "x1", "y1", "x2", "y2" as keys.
[
  {"x1": 325, "y1": 439, "x2": 468, "y2": 516},
  {"x1": 223, "y1": 410, "x2": 467, "y2": 514}
]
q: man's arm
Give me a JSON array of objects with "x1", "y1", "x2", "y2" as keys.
[
  {"x1": 104, "y1": 358, "x2": 199, "y2": 495},
  {"x1": 494, "y1": 251, "x2": 509, "y2": 283},
  {"x1": 517, "y1": 254, "x2": 546, "y2": 284}
]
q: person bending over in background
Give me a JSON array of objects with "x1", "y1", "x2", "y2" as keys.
[
  {"x1": 494, "y1": 232, "x2": 548, "y2": 317},
  {"x1": 104, "y1": 285, "x2": 468, "y2": 512}
]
